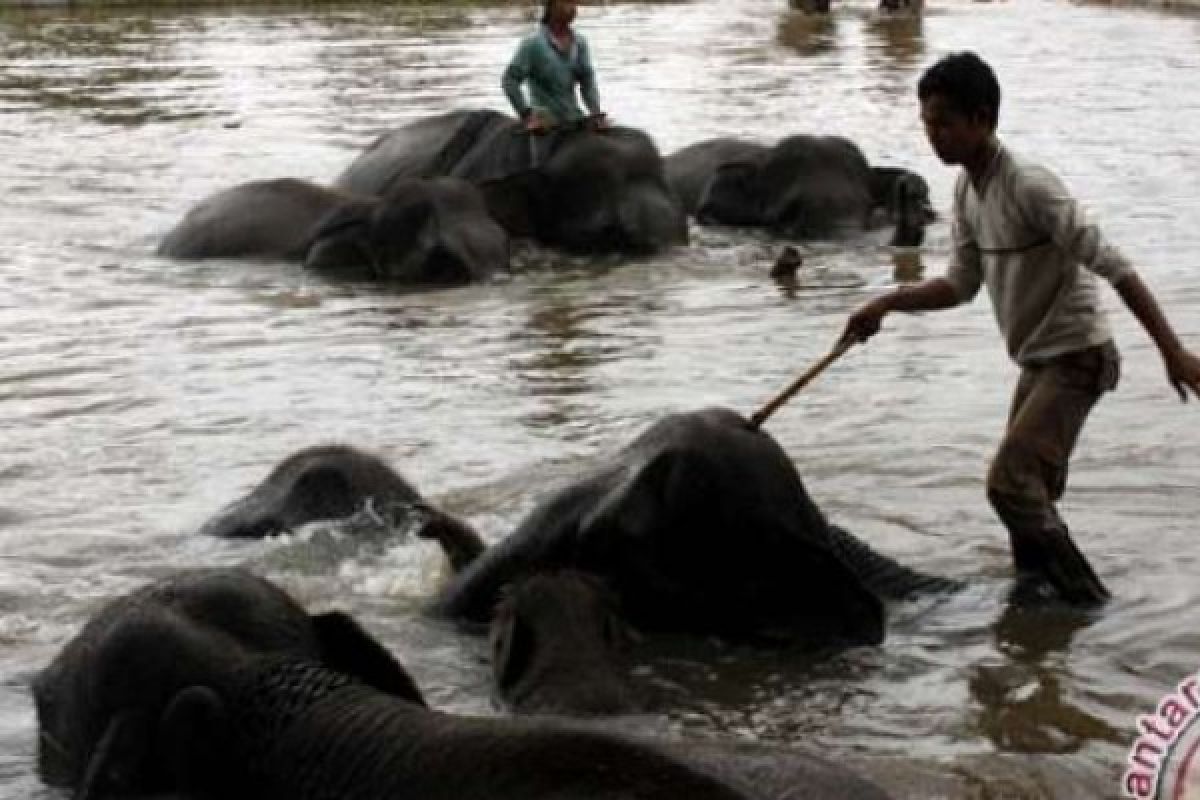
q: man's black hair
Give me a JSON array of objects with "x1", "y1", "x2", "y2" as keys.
[
  {"x1": 540, "y1": 0, "x2": 557, "y2": 24},
  {"x1": 917, "y1": 52, "x2": 1001, "y2": 129}
]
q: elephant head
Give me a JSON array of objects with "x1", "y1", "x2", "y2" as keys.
[
  {"x1": 305, "y1": 177, "x2": 508, "y2": 284},
  {"x1": 869, "y1": 166, "x2": 936, "y2": 247},
  {"x1": 33, "y1": 568, "x2": 423, "y2": 799},
  {"x1": 198, "y1": 445, "x2": 421, "y2": 539},
  {"x1": 490, "y1": 571, "x2": 641, "y2": 716},
  {"x1": 478, "y1": 126, "x2": 689, "y2": 255},
  {"x1": 196, "y1": 444, "x2": 483, "y2": 559}
]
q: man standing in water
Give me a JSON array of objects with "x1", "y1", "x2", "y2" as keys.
[
  {"x1": 844, "y1": 52, "x2": 1200, "y2": 606},
  {"x1": 502, "y1": 0, "x2": 609, "y2": 138}
]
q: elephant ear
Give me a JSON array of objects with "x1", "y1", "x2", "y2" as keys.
[
  {"x1": 479, "y1": 170, "x2": 550, "y2": 237},
  {"x1": 158, "y1": 686, "x2": 234, "y2": 796},
  {"x1": 304, "y1": 199, "x2": 381, "y2": 274},
  {"x1": 490, "y1": 606, "x2": 533, "y2": 696},
  {"x1": 697, "y1": 161, "x2": 764, "y2": 226},
  {"x1": 311, "y1": 611, "x2": 427, "y2": 707},
  {"x1": 74, "y1": 710, "x2": 151, "y2": 800},
  {"x1": 574, "y1": 453, "x2": 690, "y2": 602}
]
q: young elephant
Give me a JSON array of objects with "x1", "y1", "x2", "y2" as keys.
[
  {"x1": 159, "y1": 656, "x2": 894, "y2": 800},
  {"x1": 197, "y1": 444, "x2": 484, "y2": 569},
  {"x1": 490, "y1": 570, "x2": 641, "y2": 716},
  {"x1": 33, "y1": 568, "x2": 423, "y2": 799},
  {"x1": 158, "y1": 176, "x2": 508, "y2": 285},
  {"x1": 665, "y1": 136, "x2": 934, "y2": 246}
]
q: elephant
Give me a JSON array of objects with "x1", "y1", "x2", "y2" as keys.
[
  {"x1": 335, "y1": 109, "x2": 689, "y2": 255},
  {"x1": 486, "y1": 511, "x2": 959, "y2": 717},
  {"x1": 197, "y1": 444, "x2": 484, "y2": 570},
  {"x1": 149, "y1": 652, "x2": 894, "y2": 800},
  {"x1": 489, "y1": 570, "x2": 642, "y2": 716},
  {"x1": 157, "y1": 175, "x2": 508, "y2": 285},
  {"x1": 434, "y1": 408, "x2": 959, "y2": 655},
  {"x1": 32, "y1": 568, "x2": 424, "y2": 799},
  {"x1": 664, "y1": 136, "x2": 935, "y2": 246}
]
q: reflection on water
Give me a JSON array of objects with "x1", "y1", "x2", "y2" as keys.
[
  {"x1": 508, "y1": 283, "x2": 612, "y2": 431},
  {"x1": 890, "y1": 249, "x2": 924, "y2": 283},
  {"x1": 863, "y1": 7, "x2": 924, "y2": 70},
  {"x1": 776, "y1": 9, "x2": 840, "y2": 56},
  {"x1": 0, "y1": 13, "x2": 209, "y2": 124},
  {"x1": 3, "y1": 0, "x2": 1200, "y2": 797},
  {"x1": 970, "y1": 600, "x2": 1123, "y2": 754}
]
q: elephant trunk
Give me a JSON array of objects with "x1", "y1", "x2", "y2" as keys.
[
  {"x1": 823, "y1": 523, "x2": 963, "y2": 601},
  {"x1": 209, "y1": 660, "x2": 758, "y2": 800}
]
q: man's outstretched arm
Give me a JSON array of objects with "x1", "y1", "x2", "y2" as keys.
[
  {"x1": 1114, "y1": 273, "x2": 1200, "y2": 401},
  {"x1": 843, "y1": 277, "x2": 962, "y2": 342}
]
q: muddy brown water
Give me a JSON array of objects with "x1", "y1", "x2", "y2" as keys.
[{"x1": 2, "y1": 0, "x2": 1199, "y2": 796}]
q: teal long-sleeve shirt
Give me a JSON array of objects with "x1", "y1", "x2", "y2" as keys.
[{"x1": 502, "y1": 25, "x2": 601, "y2": 125}]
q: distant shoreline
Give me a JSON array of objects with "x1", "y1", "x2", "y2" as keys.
[
  {"x1": 0, "y1": 0, "x2": 1194, "y2": 13},
  {"x1": 0, "y1": 0, "x2": 527, "y2": 9},
  {"x1": 1075, "y1": 0, "x2": 1200, "y2": 12}
]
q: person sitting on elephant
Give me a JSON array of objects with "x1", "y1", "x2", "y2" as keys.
[{"x1": 502, "y1": 0, "x2": 609, "y2": 136}]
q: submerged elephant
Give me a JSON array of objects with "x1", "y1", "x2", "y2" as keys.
[
  {"x1": 198, "y1": 444, "x2": 484, "y2": 569},
  {"x1": 665, "y1": 136, "x2": 934, "y2": 246},
  {"x1": 489, "y1": 570, "x2": 642, "y2": 716},
  {"x1": 434, "y1": 408, "x2": 957, "y2": 655},
  {"x1": 33, "y1": 568, "x2": 423, "y2": 799},
  {"x1": 144, "y1": 649, "x2": 893, "y2": 800},
  {"x1": 158, "y1": 176, "x2": 508, "y2": 285},
  {"x1": 486, "y1": 513, "x2": 957, "y2": 717},
  {"x1": 335, "y1": 109, "x2": 688, "y2": 255}
]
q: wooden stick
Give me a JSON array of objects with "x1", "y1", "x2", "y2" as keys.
[{"x1": 748, "y1": 336, "x2": 858, "y2": 430}]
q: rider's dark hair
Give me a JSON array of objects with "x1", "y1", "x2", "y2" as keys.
[
  {"x1": 917, "y1": 52, "x2": 1001, "y2": 129},
  {"x1": 540, "y1": 0, "x2": 558, "y2": 24}
]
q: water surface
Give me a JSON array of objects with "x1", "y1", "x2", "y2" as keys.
[{"x1": 2, "y1": 0, "x2": 1199, "y2": 796}]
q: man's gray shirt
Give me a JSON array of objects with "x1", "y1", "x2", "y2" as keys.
[{"x1": 944, "y1": 142, "x2": 1134, "y2": 365}]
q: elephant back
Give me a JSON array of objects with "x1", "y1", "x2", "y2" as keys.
[
  {"x1": 664, "y1": 138, "x2": 769, "y2": 213},
  {"x1": 335, "y1": 110, "x2": 511, "y2": 196},
  {"x1": 158, "y1": 178, "x2": 347, "y2": 260},
  {"x1": 759, "y1": 135, "x2": 875, "y2": 235},
  {"x1": 446, "y1": 115, "x2": 537, "y2": 183},
  {"x1": 546, "y1": 127, "x2": 666, "y2": 182}
]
